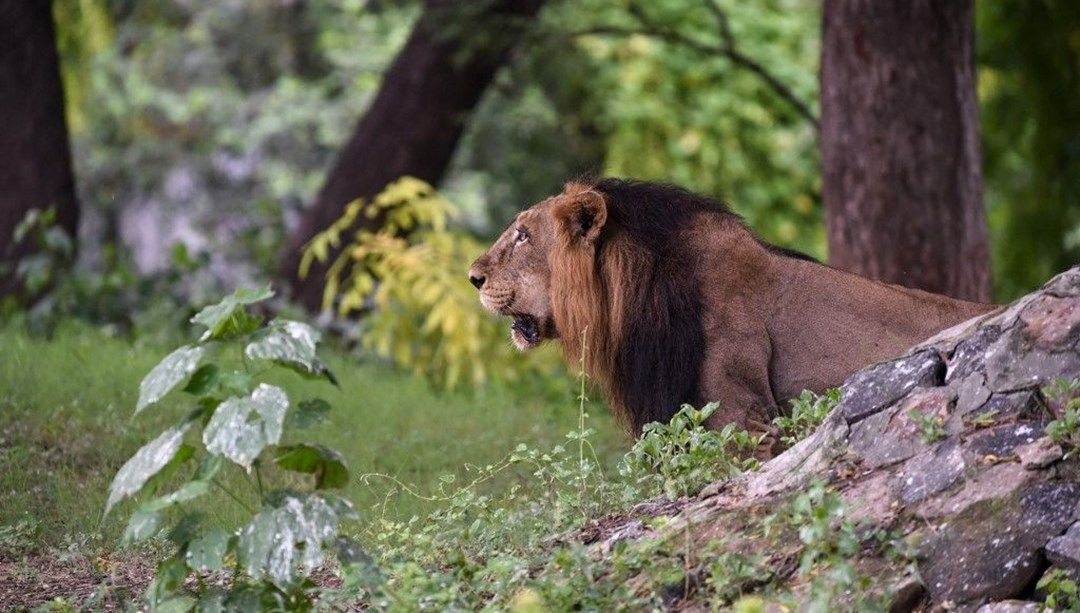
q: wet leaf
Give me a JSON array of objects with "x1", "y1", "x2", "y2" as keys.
[
  {"x1": 183, "y1": 364, "x2": 220, "y2": 396},
  {"x1": 122, "y1": 509, "x2": 161, "y2": 544},
  {"x1": 245, "y1": 320, "x2": 337, "y2": 384},
  {"x1": 275, "y1": 444, "x2": 349, "y2": 489},
  {"x1": 136, "y1": 346, "x2": 206, "y2": 413},
  {"x1": 236, "y1": 494, "x2": 343, "y2": 589},
  {"x1": 287, "y1": 398, "x2": 331, "y2": 429},
  {"x1": 106, "y1": 423, "x2": 191, "y2": 514},
  {"x1": 203, "y1": 384, "x2": 288, "y2": 468},
  {"x1": 186, "y1": 528, "x2": 232, "y2": 572},
  {"x1": 190, "y1": 286, "x2": 273, "y2": 341}
]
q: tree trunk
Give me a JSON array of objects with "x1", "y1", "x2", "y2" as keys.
[
  {"x1": 0, "y1": 0, "x2": 79, "y2": 295},
  {"x1": 279, "y1": 0, "x2": 546, "y2": 310},
  {"x1": 820, "y1": 0, "x2": 991, "y2": 302}
]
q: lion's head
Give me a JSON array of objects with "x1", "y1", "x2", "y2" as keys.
[{"x1": 468, "y1": 198, "x2": 561, "y2": 350}]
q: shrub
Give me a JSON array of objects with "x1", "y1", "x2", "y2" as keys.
[
  {"x1": 105, "y1": 287, "x2": 360, "y2": 609},
  {"x1": 773, "y1": 388, "x2": 840, "y2": 447},
  {"x1": 300, "y1": 177, "x2": 561, "y2": 389},
  {"x1": 622, "y1": 403, "x2": 761, "y2": 499}
]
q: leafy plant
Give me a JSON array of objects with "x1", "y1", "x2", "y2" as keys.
[
  {"x1": 622, "y1": 402, "x2": 761, "y2": 499},
  {"x1": 1045, "y1": 378, "x2": 1080, "y2": 448},
  {"x1": 1039, "y1": 568, "x2": 1080, "y2": 612},
  {"x1": 105, "y1": 287, "x2": 361, "y2": 610},
  {"x1": 301, "y1": 177, "x2": 561, "y2": 389},
  {"x1": 909, "y1": 409, "x2": 948, "y2": 444},
  {"x1": 774, "y1": 388, "x2": 840, "y2": 447}
]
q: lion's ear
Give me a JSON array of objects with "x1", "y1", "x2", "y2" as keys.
[{"x1": 553, "y1": 189, "x2": 607, "y2": 244}]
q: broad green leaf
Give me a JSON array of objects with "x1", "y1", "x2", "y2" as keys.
[
  {"x1": 154, "y1": 597, "x2": 196, "y2": 613},
  {"x1": 287, "y1": 398, "x2": 331, "y2": 429},
  {"x1": 182, "y1": 364, "x2": 220, "y2": 395},
  {"x1": 147, "y1": 556, "x2": 189, "y2": 607},
  {"x1": 136, "y1": 346, "x2": 206, "y2": 413},
  {"x1": 275, "y1": 444, "x2": 349, "y2": 489},
  {"x1": 203, "y1": 384, "x2": 288, "y2": 468},
  {"x1": 190, "y1": 286, "x2": 273, "y2": 341},
  {"x1": 244, "y1": 320, "x2": 337, "y2": 384},
  {"x1": 236, "y1": 494, "x2": 343, "y2": 589},
  {"x1": 194, "y1": 455, "x2": 224, "y2": 481},
  {"x1": 167, "y1": 512, "x2": 204, "y2": 546},
  {"x1": 142, "y1": 480, "x2": 210, "y2": 513},
  {"x1": 106, "y1": 423, "x2": 191, "y2": 514},
  {"x1": 122, "y1": 509, "x2": 161, "y2": 544},
  {"x1": 186, "y1": 528, "x2": 232, "y2": 572}
]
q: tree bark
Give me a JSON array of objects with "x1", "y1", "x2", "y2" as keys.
[
  {"x1": 280, "y1": 0, "x2": 546, "y2": 310},
  {"x1": 0, "y1": 0, "x2": 79, "y2": 295},
  {"x1": 821, "y1": 0, "x2": 991, "y2": 302}
]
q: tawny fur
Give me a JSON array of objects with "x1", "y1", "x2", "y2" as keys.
[{"x1": 469, "y1": 178, "x2": 997, "y2": 438}]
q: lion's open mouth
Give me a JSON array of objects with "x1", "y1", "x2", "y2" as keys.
[{"x1": 510, "y1": 315, "x2": 541, "y2": 348}]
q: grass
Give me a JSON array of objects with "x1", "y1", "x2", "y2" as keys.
[{"x1": 0, "y1": 320, "x2": 625, "y2": 554}]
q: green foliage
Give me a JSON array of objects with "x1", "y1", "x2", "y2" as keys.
[
  {"x1": 1, "y1": 209, "x2": 219, "y2": 341},
  {"x1": 1039, "y1": 568, "x2": 1080, "y2": 612},
  {"x1": 909, "y1": 409, "x2": 948, "y2": 445},
  {"x1": 106, "y1": 288, "x2": 358, "y2": 609},
  {"x1": 302, "y1": 177, "x2": 562, "y2": 389},
  {"x1": 622, "y1": 403, "x2": 761, "y2": 499},
  {"x1": 1045, "y1": 378, "x2": 1080, "y2": 447},
  {"x1": 774, "y1": 388, "x2": 840, "y2": 447},
  {"x1": 764, "y1": 481, "x2": 885, "y2": 611},
  {"x1": 978, "y1": 0, "x2": 1080, "y2": 300}
]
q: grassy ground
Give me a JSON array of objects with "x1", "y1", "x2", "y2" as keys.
[{"x1": 0, "y1": 321, "x2": 625, "y2": 557}]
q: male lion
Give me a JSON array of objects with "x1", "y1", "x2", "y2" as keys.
[{"x1": 468, "y1": 178, "x2": 995, "y2": 441}]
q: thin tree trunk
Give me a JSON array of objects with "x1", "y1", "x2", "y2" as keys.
[
  {"x1": 0, "y1": 0, "x2": 79, "y2": 295},
  {"x1": 280, "y1": 0, "x2": 546, "y2": 310},
  {"x1": 821, "y1": 0, "x2": 991, "y2": 302}
]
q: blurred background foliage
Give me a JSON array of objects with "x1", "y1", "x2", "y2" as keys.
[{"x1": 33, "y1": 0, "x2": 1080, "y2": 383}]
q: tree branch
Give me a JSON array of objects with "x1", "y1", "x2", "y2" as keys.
[{"x1": 568, "y1": 3, "x2": 819, "y2": 131}]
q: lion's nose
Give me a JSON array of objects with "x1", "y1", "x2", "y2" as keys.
[{"x1": 468, "y1": 271, "x2": 486, "y2": 290}]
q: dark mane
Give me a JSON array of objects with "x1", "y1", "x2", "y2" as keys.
[
  {"x1": 594, "y1": 178, "x2": 818, "y2": 263},
  {"x1": 561, "y1": 177, "x2": 815, "y2": 433},
  {"x1": 588, "y1": 178, "x2": 717, "y2": 431}
]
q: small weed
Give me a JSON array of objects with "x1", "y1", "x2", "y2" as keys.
[
  {"x1": 622, "y1": 403, "x2": 760, "y2": 499},
  {"x1": 1038, "y1": 567, "x2": 1080, "y2": 611},
  {"x1": 774, "y1": 388, "x2": 840, "y2": 447},
  {"x1": 1045, "y1": 378, "x2": 1080, "y2": 447},
  {"x1": 909, "y1": 409, "x2": 947, "y2": 444},
  {"x1": 0, "y1": 517, "x2": 41, "y2": 557},
  {"x1": 966, "y1": 408, "x2": 999, "y2": 428}
]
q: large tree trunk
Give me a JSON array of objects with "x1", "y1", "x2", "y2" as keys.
[
  {"x1": 280, "y1": 0, "x2": 546, "y2": 310},
  {"x1": 0, "y1": 0, "x2": 79, "y2": 296},
  {"x1": 820, "y1": 0, "x2": 991, "y2": 303}
]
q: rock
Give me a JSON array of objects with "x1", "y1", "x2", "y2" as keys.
[
  {"x1": 849, "y1": 401, "x2": 926, "y2": 469},
  {"x1": 625, "y1": 268, "x2": 1080, "y2": 610},
  {"x1": 947, "y1": 325, "x2": 1004, "y2": 384},
  {"x1": 1016, "y1": 437, "x2": 1063, "y2": 469},
  {"x1": 840, "y1": 350, "x2": 945, "y2": 424},
  {"x1": 1046, "y1": 522, "x2": 1080, "y2": 574},
  {"x1": 954, "y1": 372, "x2": 992, "y2": 417},
  {"x1": 967, "y1": 423, "x2": 1044, "y2": 458},
  {"x1": 898, "y1": 438, "x2": 967, "y2": 504},
  {"x1": 975, "y1": 601, "x2": 1041, "y2": 613},
  {"x1": 887, "y1": 574, "x2": 924, "y2": 613},
  {"x1": 985, "y1": 294, "x2": 1080, "y2": 392},
  {"x1": 916, "y1": 462, "x2": 1035, "y2": 520},
  {"x1": 917, "y1": 480, "x2": 1079, "y2": 604}
]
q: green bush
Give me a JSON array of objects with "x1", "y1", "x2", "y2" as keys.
[{"x1": 106, "y1": 287, "x2": 359, "y2": 609}]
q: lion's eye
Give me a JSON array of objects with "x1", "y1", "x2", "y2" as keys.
[{"x1": 515, "y1": 228, "x2": 529, "y2": 244}]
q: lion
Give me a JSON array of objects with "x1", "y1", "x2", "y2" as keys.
[{"x1": 468, "y1": 178, "x2": 995, "y2": 440}]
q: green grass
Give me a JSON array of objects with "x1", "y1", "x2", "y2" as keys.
[{"x1": 0, "y1": 320, "x2": 625, "y2": 552}]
